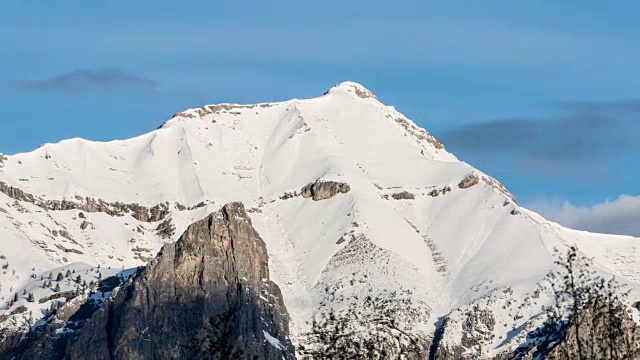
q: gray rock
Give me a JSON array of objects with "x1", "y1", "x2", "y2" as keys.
[
  {"x1": 429, "y1": 186, "x2": 451, "y2": 198},
  {"x1": 458, "y1": 174, "x2": 480, "y2": 189},
  {"x1": 391, "y1": 191, "x2": 415, "y2": 200},
  {"x1": 301, "y1": 180, "x2": 351, "y2": 201}
]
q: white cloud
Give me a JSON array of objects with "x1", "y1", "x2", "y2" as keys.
[{"x1": 528, "y1": 195, "x2": 640, "y2": 237}]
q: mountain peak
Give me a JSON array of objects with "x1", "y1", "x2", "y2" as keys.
[
  {"x1": 1, "y1": 82, "x2": 640, "y2": 359},
  {"x1": 324, "y1": 81, "x2": 377, "y2": 99}
]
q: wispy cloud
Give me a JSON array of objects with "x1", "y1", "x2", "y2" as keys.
[
  {"x1": 439, "y1": 98, "x2": 640, "y2": 179},
  {"x1": 13, "y1": 69, "x2": 155, "y2": 93},
  {"x1": 529, "y1": 195, "x2": 640, "y2": 237}
]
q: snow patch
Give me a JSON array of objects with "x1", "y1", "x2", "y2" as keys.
[{"x1": 263, "y1": 330, "x2": 284, "y2": 350}]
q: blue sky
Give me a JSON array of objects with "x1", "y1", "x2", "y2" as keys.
[{"x1": 1, "y1": 1, "x2": 639, "y2": 235}]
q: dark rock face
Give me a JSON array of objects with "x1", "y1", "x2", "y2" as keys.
[
  {"x1": 301, "y1": 180, "x2": 351, "y2": 201},
  {"x1": 391, "y1": 191, "x2": 415, "y2": 200},
  {"x1": 0, "y1": 202, "x2": 295, "y2": 360}
]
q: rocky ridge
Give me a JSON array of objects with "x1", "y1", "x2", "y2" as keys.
[
  {"x1": 0, "y1": 202, "x2": 294, "y2": 359},
  {"x1": 0, "y1": 181, "x2": 208, "y2": 223}
]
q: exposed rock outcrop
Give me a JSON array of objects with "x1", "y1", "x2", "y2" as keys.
[
  {"x1": 0, "y1": 203, "x2": 295, "y2": 360},
  {"x1": 458, "y1": 174, "x2": 480, "y2": 189},
  {"x1": 172, "y1": 102, "x2": 274, "y2": 120},
  {"x1": 301, "y1": 180, "x2": 351, "y2": 201},
  {"x1": 279, "y1": 191, "x2": 298, "y2": 200},
  {"x1": 391, "y1": 191, "x2": 415, "y2": 200},
  {"x1": 429, "y1": 186, "x2": 452, "y2": 198},
  {"x1": 481, "y1": 175, "x2": 518, "y2": 204},
  {"x1": 0, "y1": 181, "x2": 171, "y2": 223},
  {"x1": 154, "y1": 217, "x2": 175, "y2": 239},
  {"x1": 394, "y1": 117, "x2": 445, "y2": 150},
  {"x1": 453, "y1": 173, "x2": 517, "y2": 203},
  {"x1": 79, "y1": 220, "x2": 93, "y2": 230}
]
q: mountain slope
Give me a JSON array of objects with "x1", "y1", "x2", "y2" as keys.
[{"x1": 0, "y1": 81, "x2": 639, "y2": 358}]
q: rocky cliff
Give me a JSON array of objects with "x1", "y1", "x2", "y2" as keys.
[{"x1": 0, "y1": 202, "x2": 294, "y2": 360}]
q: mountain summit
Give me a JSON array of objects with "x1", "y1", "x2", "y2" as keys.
[
  {"x1": 0, "y1": 82, "x2": 639, "y2": 358},
  {"x1": 324, "y1": 81, "x2": 378, "y2": 98}
]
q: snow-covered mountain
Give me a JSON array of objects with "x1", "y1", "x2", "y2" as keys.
[{"x1": 1, "y1": 81, "x2": 639, "y2": 357}]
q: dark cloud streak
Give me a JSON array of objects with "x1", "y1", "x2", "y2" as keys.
[
  {"x1": 439, "y1": 103, "x2": 640, "y2": 164},
  {"x1": 13, "y1": 69, "x2": 155, "y2": 93}
]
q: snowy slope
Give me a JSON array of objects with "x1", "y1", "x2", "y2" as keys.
[{"x1": 0, "y1": 81, "x2": 639, "y2": 357}]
